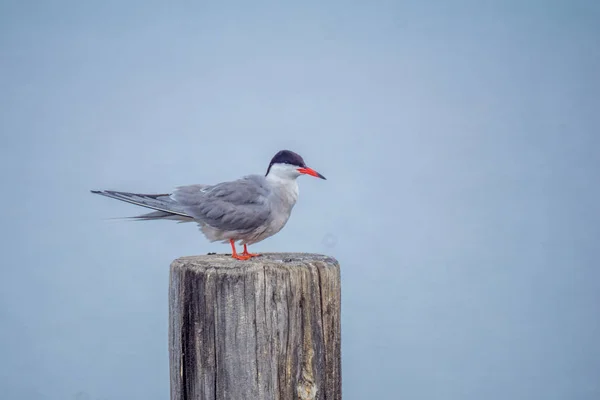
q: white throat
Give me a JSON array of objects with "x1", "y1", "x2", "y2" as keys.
[{"x1": 266, "y1": 163, "x2": 301, "y2": 205}]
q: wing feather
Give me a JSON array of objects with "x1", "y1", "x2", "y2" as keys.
[{"x1": 172, "y1": 175, "x2": 271, "y2": 231}]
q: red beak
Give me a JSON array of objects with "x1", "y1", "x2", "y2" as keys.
[{"x1": 297, "y1": 167, "x2": 326, "y2": 180}]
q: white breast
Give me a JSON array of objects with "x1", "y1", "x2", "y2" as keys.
[{"x1": 253, "y1": 176, "x2": 299, "y2": 242}]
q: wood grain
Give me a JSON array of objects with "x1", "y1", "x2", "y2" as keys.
[{"x1": 169, "y1": 253, "x2": 341, "y2": 400}]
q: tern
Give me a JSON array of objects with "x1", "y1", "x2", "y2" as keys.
[{"x1": 91, "y1": 150, "x2": 326, "y2": 260}]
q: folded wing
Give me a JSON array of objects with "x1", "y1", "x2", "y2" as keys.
[{"x1": 173, "y1": 175, "x2": 271, "y2": 232}]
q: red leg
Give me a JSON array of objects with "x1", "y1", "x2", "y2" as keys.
[
  {"x1": 242, "y1": 244, "x2": 261, "y2": 258},
  {"x1": 230, "y1": 239, "x2": 250, "y2": 260}
]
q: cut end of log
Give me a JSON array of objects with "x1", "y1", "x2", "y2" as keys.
[{"x1": 172, "y1": 252, "x2": 339, "y2": 270}]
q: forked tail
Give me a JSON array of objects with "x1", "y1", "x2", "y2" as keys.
[{"x1": 91, "y1": 190, "x2": 194, "y2": 222}]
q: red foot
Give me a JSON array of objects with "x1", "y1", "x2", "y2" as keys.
[
  {"x1": 229, "y1": 239, "x2": 253, "y2": 260},
  {"x1": 242, "y1": 244, "x2": 261, "y2": 258}
]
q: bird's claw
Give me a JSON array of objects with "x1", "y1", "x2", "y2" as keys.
[
  {"x1": 230, "y1": 241, "x2": 261, "y2": 260},
  {"x1": 241, "y1": 244, "x2": 260, "y2": 258},
  {"x1": 242, "y1": 252, "x2": 261, "y2": 258}
]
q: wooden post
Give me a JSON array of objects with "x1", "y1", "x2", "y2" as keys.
[{"x1": 169, "y1": 253, "x2": 341, "y2": 400}]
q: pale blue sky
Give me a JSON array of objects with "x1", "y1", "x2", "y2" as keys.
[{"x1": 1, "y1": 1, "x2": 599, "y2": 399}]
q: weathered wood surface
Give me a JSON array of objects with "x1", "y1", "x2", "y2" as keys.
[{"x1": 169, "y1": 253, "x2": 341, "y2": 400}]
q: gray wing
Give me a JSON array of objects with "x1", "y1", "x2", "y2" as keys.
[{"x1": 172, "y1": 175, "x2": 271, "y2": 231}]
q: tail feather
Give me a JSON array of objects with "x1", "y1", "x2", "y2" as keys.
[
  {"x1": 105, "y1": 211, "x2": 194, "y2": 223},
  {"x1": 91, "y1": 190, "x2": 193, "y2": 220}
]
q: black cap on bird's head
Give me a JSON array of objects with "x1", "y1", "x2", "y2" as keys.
[{"x1": 266, "y1": 150, "x2": 326, "y2": 180}]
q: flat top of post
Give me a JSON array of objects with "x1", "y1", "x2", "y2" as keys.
[{"x1": 171, "y1": 252, "x2": 338, "y2": 271}]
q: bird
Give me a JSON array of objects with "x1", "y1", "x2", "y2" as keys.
[{"x1": 91, "y1": 150, "x2": 326, "y2": 260}]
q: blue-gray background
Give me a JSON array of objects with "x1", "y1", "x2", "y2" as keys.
[{"x1": 1, "y1": 1, "x2": 599, "y2": 399}]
